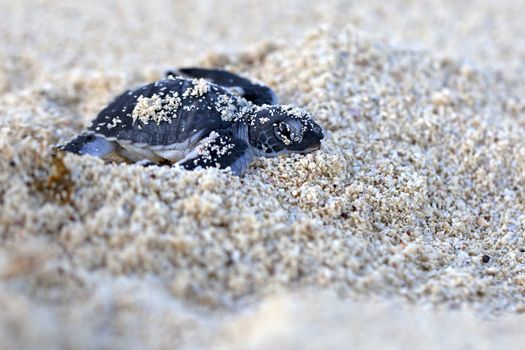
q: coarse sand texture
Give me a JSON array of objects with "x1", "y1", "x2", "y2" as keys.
[{"x1": 1, "y1": 0, "x2": 525, "y2": 349}]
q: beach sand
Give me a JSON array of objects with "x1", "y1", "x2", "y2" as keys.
[{"x1": 1, "y1": 0, "x2": 525, "y2": 348}]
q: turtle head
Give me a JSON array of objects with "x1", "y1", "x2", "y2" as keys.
[{"x1": 248, "y1": 105, "x2": 324, "y2": 157}]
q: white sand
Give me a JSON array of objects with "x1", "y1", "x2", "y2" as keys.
[{"x1": 1, "y1": 0, "x2": 525, "y2": 349}]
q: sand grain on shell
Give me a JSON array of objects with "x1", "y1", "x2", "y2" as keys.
[
  {"x1": 182, "y1": 78, "x2": 211, "y2": 98},
  {"x1": 131, "y1": 91, "x2": 182, "y2": 125},
  {"x1": 2, "y1": 0, "x2": 525, "y2": 349}
]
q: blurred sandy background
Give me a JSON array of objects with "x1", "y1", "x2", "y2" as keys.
[{"x1": 1, "y1": 0, "x2": 525, "y2": 349}]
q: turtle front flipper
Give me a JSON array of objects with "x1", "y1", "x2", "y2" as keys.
[
  {"x1": 166, "y1": 67, "x2": 279, "y2": 106},
  {"x1": 177, "y1": 131, "x2": 253, "y2": 176},
  {"x1": 57, "y1": 133, "x2": 118, "y2": 159}
]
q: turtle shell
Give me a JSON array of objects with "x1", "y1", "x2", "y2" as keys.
[{"x1": 88, "y1": 77, "x2": 253, "y2": 147}]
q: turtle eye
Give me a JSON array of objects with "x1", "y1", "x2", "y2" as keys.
[{"x1": 274, "y1": 120, "x2": 303, "y2": 145}]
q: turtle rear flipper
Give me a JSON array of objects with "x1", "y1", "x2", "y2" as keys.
[
  {"x1": 177, "y1": 130, "x2": 253, "y2": 176},
  {"x1": 58, "y1": 133, "x2": 117, "y2": 159},
  {"x1": 167, "y1": 67, "x2": 279, "y2": 106}
]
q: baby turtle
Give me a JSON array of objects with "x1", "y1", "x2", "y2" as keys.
[{"x1": 59, "y1": 68, "x2": 324, "y2": 175}]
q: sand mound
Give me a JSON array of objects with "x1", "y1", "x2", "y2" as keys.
[{"x1": 2, "y1": 2, "x2": 525, "y2": 349}]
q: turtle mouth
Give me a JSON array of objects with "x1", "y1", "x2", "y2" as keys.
[{"x1": 298, "y1": 141, "x2": 322, "y2": 154}]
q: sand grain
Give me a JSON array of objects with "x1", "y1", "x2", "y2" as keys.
[{"x1": 1, "y1": 0, "x2": 525, "y2": 349}]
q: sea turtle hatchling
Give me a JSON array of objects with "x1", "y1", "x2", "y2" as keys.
[{"x1": 59, "y1": 68, "x2": 324, "y2": 175}]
